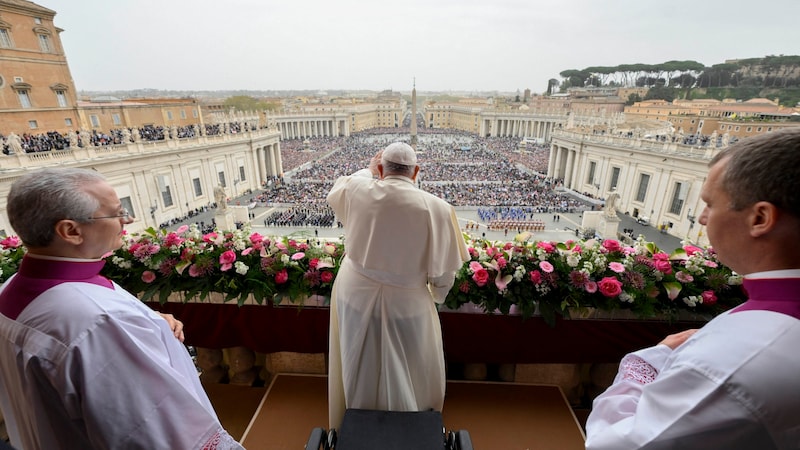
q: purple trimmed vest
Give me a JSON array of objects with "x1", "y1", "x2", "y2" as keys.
[
  {"x1": 0, "y1": 256, "x2": 114, "y2": 320},
  {"x1": 731, "y1": 278, "x2": 800, "y2": 320}
]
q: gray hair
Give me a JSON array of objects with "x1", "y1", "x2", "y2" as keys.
[
  {"x1": 8, "y1": 168, "x2": 107, "y2": 247},
  {"x1": 382, "y1": 160, "x2": 416, "y2": 178},
  {"x1": 709, "y1": 127, "x2": 800, "y2": 218}
]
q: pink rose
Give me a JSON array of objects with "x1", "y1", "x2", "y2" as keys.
[
  {"x1": 141, "y1": 270, "x2": 156, "y2": 283},
  {"x1": 539, "y1": 261, "x2": 554, "y2": 273},
  {"x1": 0, "y1": 236, "x2": 21, "y2": 248},
  {"x1": 469, "y1": 261, "x2": 483, "y2": 273},
  {"x1": 536, "y1": 242, "x2": 555, "y2": 253},
  {"x1": 701, "y1": 290, "x2": 718, "y2": 306},
  {"x1": 598, "y1": 277, "x2": 622, "y2": 297},
  {"x1": 654, "y1": 259, "x2": 672, "y2": 274},
  {"x1": 584, "y1": 281, "x2": 598, "y2": 293},
  {"x1": 219, "y1": 250, "x2": 236, "y2": 265},
  {"x1": 602, "y1": 239, "x2": 621, "y2": 252},
  {"x1": 320, "y1": 271, "x2": 334, "y2": 283},
  {"x1": 275, "y1": 269, "x2": 289, "y2": 284},
  {"x1": 309, "y1": 258, "x2": 319, "y2": 269},
  {"x1": 472, "y1": 268, "x2": 489, "y2": 287},
  {"x1": 683, "y1": 245, "x2": 703, "y2": 256},
  {"x1": 529, "y1": 270, "x2": 542, "y2": 285}
]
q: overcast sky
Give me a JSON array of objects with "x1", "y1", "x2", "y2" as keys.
[{"x1": 46, "y1": 0, "x2": 800, "y2": 94}]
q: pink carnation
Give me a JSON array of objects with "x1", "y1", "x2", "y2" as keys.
[
  {"x1": 291, "y1": 252, "x2": 306, "y2": 260},
  {"x1": 141, "y1": 270, "x2": 156, "y2": 283},
  {"x1": 539, "y1": 261, "x2": 554, "y2": 273},
  {"x1": 608, "y1": 262, "x2": 625, "y2": 273}
]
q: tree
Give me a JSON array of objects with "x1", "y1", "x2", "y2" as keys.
[
  {"x1": 626, "y1": 93, "x2": 643, "y2": 105},
  {"x1": 644, "y1": 86, "x2": 677, "y2": 102},
  {"x1": 223, "y1": 95, "x2": 278, "y2": 112}
]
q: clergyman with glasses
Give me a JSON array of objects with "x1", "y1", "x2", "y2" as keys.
[{"x1": 0, "y1": 168, "x2": 244, "y2": 449}]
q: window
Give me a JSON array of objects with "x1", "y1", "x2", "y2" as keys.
[
  {"x1": 65, "y1": 118, "x2": 73, "y2": 126},
  {"x1": 192, "y1": 178, "x2": 203, "y2": 197},
  {"x1": 38, "y1": 33, "x2": 51, "y2": 53},
  {"x1": 34, "y1": 17, "x2": 42, "y2": 24},
  {"x1": 239, "y1": 166, "x2": 246, "y2": 182},
  {"x1": 669, "y1": 182, "x2": 687, "y2": 215},
  {"x1": 586, "y1": 161, "x2": 597, "y2": 184},
  {"x1": 112, "y1": 113, "x2": 121, "y2": 125},
  {"x1": 218, "y1": 171, "x2": 226, "y2": 187},
  {"x1": 192, "y1": 109, "x2": 198, "y2": 118},
  {"x1": 0, "y1": 28, "x2": 11, "y2": 48},
  {"x1": 28, "y1": 120, "x2": 38, "y2": 129},
  {"x1": 609, "y1": 167, "x2": 621, "y2": 190},
  {"x1": 157, "y1": 175, "x2": 174, "y2": 207},
  {"x1": 120, "y1": 196, "x2": 134, "y2": 219},
  {"x1": 635, "y1": 174, "x2": 650, "y2": 202},
  {"x1": 90, "y1": 115, "x2": 100, "y2": 127},
  {"x1": 17, "y1": 90, "x2": 32, "y2": 108},
  {"x1": 55, "y1": 90, "x2": 67, "y2": 107},
  {"x1": 166, "y1": 111, "x2": 173, "y2": 120},
  {"x1": 180, "y1": 109, "x2": 186, "y2": 119}
]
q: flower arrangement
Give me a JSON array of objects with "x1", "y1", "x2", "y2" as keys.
[
  {"x1": 446, "y1": 231, "x2": 746, "y2": 325},
  {"x1": 0, "y1": 226, "x2": 746, "y2": 324},
  {"x1": 0, "y1": 236, "x2": 25, "y2": 284},
  {"x1": 100, "y1": 224, "x2": 344, "y2": 305}
]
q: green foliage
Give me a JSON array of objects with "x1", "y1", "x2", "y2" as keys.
[{"x1": 223, "y1": 95, "x2": 279, "y2": 112}]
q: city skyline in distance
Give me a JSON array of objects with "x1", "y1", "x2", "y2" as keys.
[{"x1": 44, "y1": 0, "x2": 800, "y2": 94}]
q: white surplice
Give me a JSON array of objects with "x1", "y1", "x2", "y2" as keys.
[
  {"x1": 585, "y1": 274, "x2": 800, "y2": 450},
  {"x1": 0, "y1": 279, "x2": 242, "y2": 450},
  {"x1": 326, "y1": 169, "x2": 469, "y2": 429}
]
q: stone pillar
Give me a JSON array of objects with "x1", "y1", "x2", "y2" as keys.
[
  {"x1": 564, "y1": 149, "x2": 575, "y2": 186},
  {"x1": 227, "y1": 346, "x2": 258, "y2": 386},
  {"x1": 197, "y1": 348, "x2": 227, "y2": 383}
]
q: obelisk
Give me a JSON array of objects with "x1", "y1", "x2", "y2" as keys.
[{"x1": 410, "y1": 78, "x2": 418, "y2": 150}]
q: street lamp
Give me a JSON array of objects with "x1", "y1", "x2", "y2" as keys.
[{"x1": 687, "y1": 208, "x2": 696, "y2": 229}]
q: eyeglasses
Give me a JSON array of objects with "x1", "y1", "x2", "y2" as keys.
[{"x1": 87, "y1": 208, "x2": 132, "y2": 221}]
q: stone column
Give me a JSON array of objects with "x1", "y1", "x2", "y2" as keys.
[{"x1": 564, "y1": 149, "x2": 575, "y2": 186}]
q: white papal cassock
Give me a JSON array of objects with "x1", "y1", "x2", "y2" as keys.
[{"x1": 326, "y1": 169, "x2": 469, "y2": 429}]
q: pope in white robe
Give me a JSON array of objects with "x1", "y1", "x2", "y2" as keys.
[{"x1": 326, "y1": 142, "x2": 469, "y2": 429}]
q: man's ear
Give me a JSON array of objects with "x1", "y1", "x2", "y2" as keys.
[
  {"x1": 53, "y1": 219, "x2": 85, "y2": 245},
  {"x1": 412, "y1": 165, "x2": 420, "y2": 181},
  {"x1": 377, "y1": 163, "x2": 384, "y2": 179},
  {"x1": 749, "y1": 201, "x2": 777, "y2": 238}
]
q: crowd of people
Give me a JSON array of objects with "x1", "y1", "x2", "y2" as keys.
[
  {"x1": 262, "y1": 204, "x2": 336, "y2": 228},
  {"x1": 0, "y1": 121, "x2": 258, "y2": 154}
]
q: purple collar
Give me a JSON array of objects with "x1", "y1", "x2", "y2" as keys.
[
  {"x1": 0, "y1": 256, "x2": 113, "y2": 320},
  {"x1": 731, "y1": 278, "x2": 800, "y2": 320}
]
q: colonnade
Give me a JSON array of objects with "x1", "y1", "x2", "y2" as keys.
[
  {"x1": 481, "y1": 117, "x2": 557, "y2": 141},
  {"x1": 256, "y1": 142, "x2": 283, "y2": 178},
  {"x1": 276, "y1": 118, "x2": 349, "y2": 139}
]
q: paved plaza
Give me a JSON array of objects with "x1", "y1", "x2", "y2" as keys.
[{"x1": 164, "y1": 193, "x2": 683, "y2": 251}]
